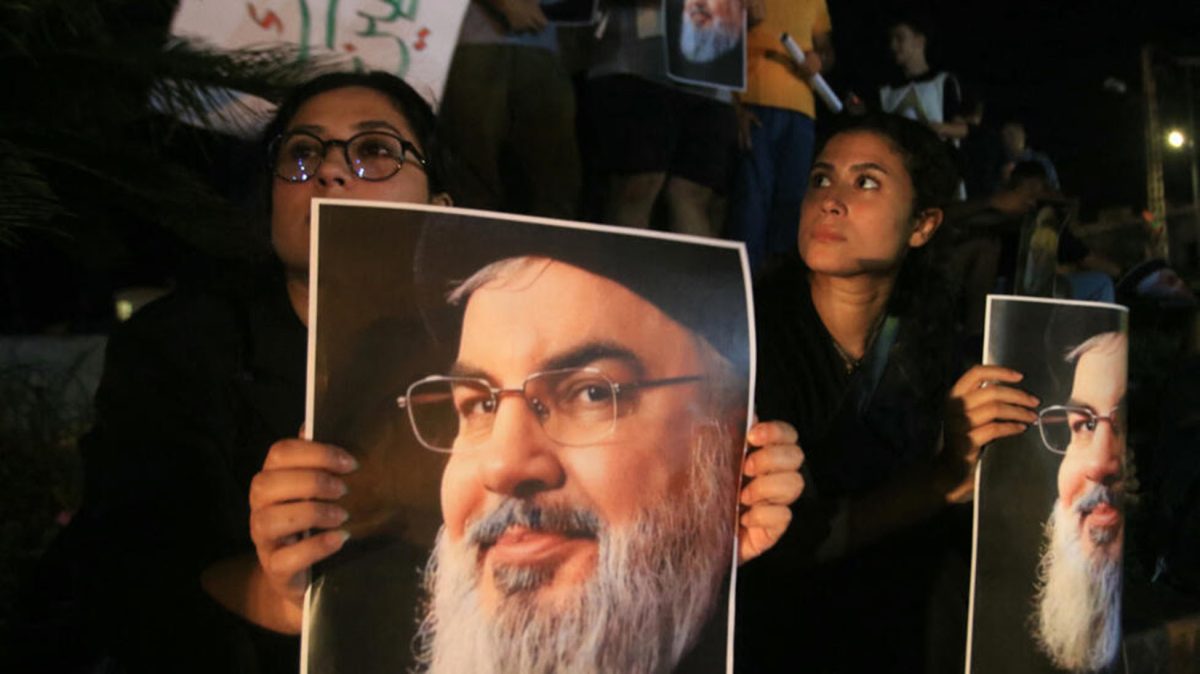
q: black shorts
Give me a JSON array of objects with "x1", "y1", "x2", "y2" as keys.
[{"x1": 585, "y1": 74, "x2": 736, "y2": 193}]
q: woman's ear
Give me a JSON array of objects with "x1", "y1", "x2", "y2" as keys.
[
  {"x1": 909, "y1": 207, "x2": 943, "y2": 248},
  {"x1": 430, "y1": 192, "x2": 453, "y2": 207}
]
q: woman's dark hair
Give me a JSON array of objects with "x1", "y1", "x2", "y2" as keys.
[
  {"x1": 817, "y1": 113, "x2": 960, "y2": 216},
  {"x1": 886, "y1": 8, "x2": 935, "y2": 41},
  {"x1": 1008, "y1": 159, "x2": 1049, "y2": 188},
  {"x1": 816, "y1": 113, "x2": 963, "y2": 398},
  {"x1": 260, "y1": 70, "x2": 451, "y2": 198}
]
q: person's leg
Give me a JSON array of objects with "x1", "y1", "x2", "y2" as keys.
[
  {"x1": 584, "y1": 75, "x2": 675, "y2": 229},
  {"x1": 668, "y1": 90, "x2": 736, "y2": 237},
  {"x1": 766, "y1": 111, "x2": 815, "y2": 262},
  {"x1": 606, "y1": 172, "x2": 669, "y2": 228},
  {"x1": 726, "y1": 104, "x2": 778, "y2": 270},
  {"x1": 664, "y1": 177, "x2": 716, "y2": 237},
  {"x1": 508, "y1": 47, "x2": 581, "y2": 219},
  {"x1": 708, "y1": 192, "x2": 729, "y2": 239},
  {"x1": 436, "y1": 44, "x2": 510, "y2": 211}
]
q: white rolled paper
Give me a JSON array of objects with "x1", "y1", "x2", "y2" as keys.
[{"x1": 781, "y1": 32, "x2": 843, "y2": 113}]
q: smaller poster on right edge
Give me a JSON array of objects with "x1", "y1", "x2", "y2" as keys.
[{"x1": 967, "y1": 295, "x2": 1129, "y2": 674}]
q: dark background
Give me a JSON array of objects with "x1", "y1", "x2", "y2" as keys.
[
  {"x1": 3, "y1": 0, "x2": 1199, "y2": 332},
  {"x1": 826, "y1": 0, "x2": 1200, "y2": 221}
]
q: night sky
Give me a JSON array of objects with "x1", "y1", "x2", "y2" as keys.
[{"x1": 823, "y1": 0, "x2": 1200, "y2": 219}]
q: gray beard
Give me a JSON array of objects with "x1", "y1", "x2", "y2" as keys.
[
  {"x1": 679, "y1": 13, "x2": 740, "y2": 65},
  {"x1": 1032, "y1": 489, "x2": 1123, "y2": 672},
  {"x1": 412, "y1": 425, "x2": 737, "y2": 674}
]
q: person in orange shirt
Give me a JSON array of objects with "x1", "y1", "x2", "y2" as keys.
[{"x1": 726, "y1": 0, "x2": 833, "y2": 273}]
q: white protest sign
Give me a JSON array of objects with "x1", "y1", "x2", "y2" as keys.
[{"x1": 170, "y1": 0, "x2": 469, "y2": 130}]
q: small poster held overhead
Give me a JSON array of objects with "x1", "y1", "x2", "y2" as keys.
[
  {"x1": 664, "y1": 0, "x2": 746, "y2": 91},
  {"x1": 967, "y1": 295, "x2": 1129, "y2": 674}
]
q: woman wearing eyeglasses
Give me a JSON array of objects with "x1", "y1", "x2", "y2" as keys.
[
  {"x1": 45, "y1": 71, "x2": 805, "y2": 673},
  {"x1": 38, "y1": 72, "x2": 453, "y2": 674},
  {"x1": 736, "y1": 113, "x2": 1040, "y2": 673}
]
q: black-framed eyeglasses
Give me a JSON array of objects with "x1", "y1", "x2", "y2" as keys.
[
  {"x1": 269, "y1": 130, "x2": 427, "y2": 183},
  {"x1": 1033, "y1": 405, "x2": 1123, "y2": 455},
  {"x1": 396, "y1": 367, "x2": 704, "y2": 453}
]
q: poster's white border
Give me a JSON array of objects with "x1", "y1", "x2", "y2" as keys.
[
  {"x1": 302, "y1": 198, "x2": 755, "y2": 674},
  {"x1": 963, "y1": 293, "x2": 1128, "y2": 673}
]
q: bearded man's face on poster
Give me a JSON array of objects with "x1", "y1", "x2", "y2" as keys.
[
  {"x1": 679, "y1": 0, "x2": 745, "y2": 64},
  {"x1": 411, "y1": 257, "x2": 743, "y2": 674},
  {"x1": 1033, "y1": 332, "x2": 1127, "y2": 673}
]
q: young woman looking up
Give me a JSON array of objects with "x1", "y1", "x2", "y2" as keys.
[{"x1": 738, "y1": 113, "x2": 1039, "y2": 673}]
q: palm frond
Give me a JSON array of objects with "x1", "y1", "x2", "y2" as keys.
[{"x1": 1, "y1": 0, "x2": 328, "y2": 255}]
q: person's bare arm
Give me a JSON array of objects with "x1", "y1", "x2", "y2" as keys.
[
  {"x1": 201, "y1": 553, "x2": 303, "y2": 633},
  {"x1": 201, "y1": 437, "x2": 357, "y2": 634},
  {"x1": 738, "y1": 421, "x2": 806, "y2": 565},
  {"x1": 930, "y1": 116, "x2": 969, "y2": 141},
  {"x1": 813, "y1": 31, "x2": 834, "y2": 73},
  {"x1": 837, "y1": 366, "x2": 1037, "y2": 555}
]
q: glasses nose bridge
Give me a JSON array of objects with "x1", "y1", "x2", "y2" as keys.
[
  {"x1": 1090, "y1": 413, "x2": 1121, "y2": 441},
  {"x1": 491, "y1": 383, "x2": 548, "y2": 420},
  {"x1": 315, "y1": 138, "x2": 353, "y2": 172}
]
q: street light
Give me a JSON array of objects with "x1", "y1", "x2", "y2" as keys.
[{"x1": 1167, "y1": 128, "x2": 1187, "y2": 149}]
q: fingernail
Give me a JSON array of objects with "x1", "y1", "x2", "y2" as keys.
[
  {"x1": 340, "y1": 453, "x2": 359, "y2": 471},
  {"x1": 331, "y1": 529, "x2": 350, "y2": 548},
  {"x1": 331, "y1": 506, "x2": 350, "y2": 524}
]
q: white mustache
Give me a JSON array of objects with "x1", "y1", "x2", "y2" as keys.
[
  {"x1": 1073, "y1": 482, "x2": 1120, "y2": 517},
  {"x1": 469, "y1": 499, "x2": 601, "y2": 549}
]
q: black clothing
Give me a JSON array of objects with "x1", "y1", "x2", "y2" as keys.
[
  {"x1": 25, "y1": 267, "x2": 305, "y2": 673},
  {"x1": 1057, "y1": 225, "x2": 1089, "y2": 265},
  {"x1": 736, "y1": 263, "x2": 970, "y2": 673}
]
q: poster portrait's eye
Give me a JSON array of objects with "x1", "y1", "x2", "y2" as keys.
[
  {"x1": 1068, "y1": 410, "x2": 1094, "y2": 436},
  {"x1": 1037, "y1": 408, "x2": 1072, "y2": 453},
  {"x1": 451, "y1": 381, "x2": 496, "y2": 422},
  {"x1": 553, "y1": 372, "x2": 617, "y2": 412}
]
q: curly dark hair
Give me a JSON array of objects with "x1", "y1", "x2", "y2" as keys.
[
  {"x1": 815, "y1": 113, "x2": 958, "y2": 306},
  {"x1": 818, "y1": 113, "x2": 960, "y2": 214},
  {"x1": 885, "y1": 7, "x2": 936, "y2": 42}
]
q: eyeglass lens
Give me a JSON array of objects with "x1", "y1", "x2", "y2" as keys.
[
  {"x1": 1037, "y1": 406, "x2": 1120, "y2": 454},
  {"x1": 1037, "y1": 408, "x2": 1074, "y2": 453},
  {"x1": 274, "y1": 131, "x2": 406, "y2": 182},
  {"x1": 405, "y1": 369, "x2": 619, "y2": 452}
]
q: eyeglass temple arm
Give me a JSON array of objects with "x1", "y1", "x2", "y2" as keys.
[{"x1": 613, "y1": 374, "x2": 705, "y2": 395}]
